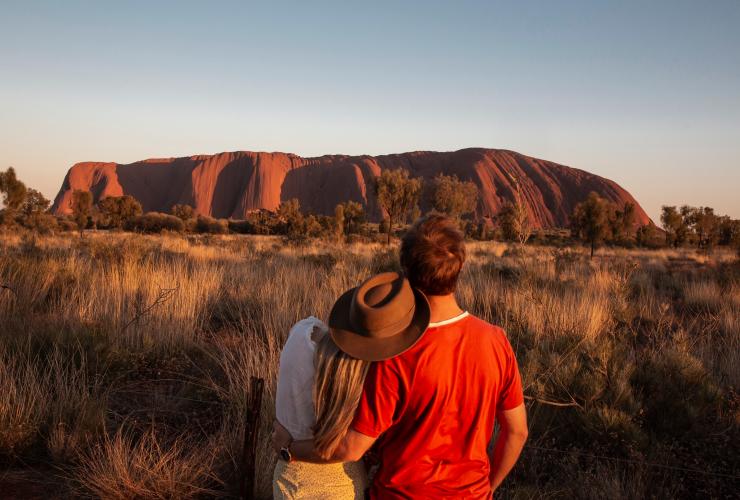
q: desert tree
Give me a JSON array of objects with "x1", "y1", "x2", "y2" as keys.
[
  {"x1": 610, "y1": 202, "x2": 636, "y2": 242},
  {"x1": 342, "y1": 201, "x2": 365, "y2": 235},
  {"x1": 636, "y1": 224, "x2": 658, "y2": 248},
  {"x1": 303, "y1": 214, "x2": 324, "y2": 238},
  {"x1": 241, "y1": 209, "x2": 276, "y2": 235},
  {"x1": 334, "y1": 201, "x2": 365, "y2": 239},
  {"x1": 0, "y1": 167, "x2": 28, "y2": 224},
  {"x1": 374, "y1": 169, "x2": 422, "y2": 244},
  {"x1": 0, "y1": 168, "x2": 56, "y2": 232},
  {"x1": 19, "y1": 188, "x2": 56, "y2": 234},
  {"x1": 427, "y1": 173, "x2": 478, "y2": 220},
  {"x1": 718, "y1": 217, "x2": 740, "y2": 246},
  {"x1": 570, "y1": 192, "x2": 611, "y2": 258},
  {"x1": 277, "y1": 198, "x2": 304, "y2": 238},
  {"x1": 497, "y1": 203, "x2": 520, "y2": 242},
  {"x1": 660, "y1": 206, "x2": 686, "y2": 247},
  {"x1": 171, "y1": 204, "x2": 195, "y2": 221},
  {"x1": 509, "y1": 175, "x2": 532, "y2": 245},
  {"x1": 679, "y1": 205, "x2": 699, "y2": 246},
  {"x1": 687, "y1": 206, "x2": 720, "y2": 250},
  {"x1": 71, "y1": 190, "x2": 93, "y2": 232},
  {"x1": 497, "y1": 178, "x2": 531, "y2": 245},
  {"x1": 277, "y1": 198, "x2": 301, "y2": 221},
  {"x1": 498, "y1": 202, "x2": 531, "y2": 245},
  {"x1": 98, "y1": 195, "x2": 143, "y2": 229},
  {"x1": 20, "y1": 188, "x2": 50, "y2": 216},
  {"x1": 720, "y1": 216, "x2": 740, "y2": 257}
]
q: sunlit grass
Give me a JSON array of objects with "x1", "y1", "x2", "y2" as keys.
[{"x1": 0, "y1": 232, "x2": 737, "y2": 498}]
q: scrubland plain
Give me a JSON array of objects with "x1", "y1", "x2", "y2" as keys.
[{"x1": 0, "y1": 232, "x2": 738, "y2": 498}]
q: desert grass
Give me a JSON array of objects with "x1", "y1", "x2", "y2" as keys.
[
  {"x1": 69, "y1": 427, "x2": 220, "y2": 499},
  {"x1": 0, "y1": 231, "x2": 738, "y2": 498},
  {"x1": 0, "y1": 344, "x2": 105, "y2": 462}
]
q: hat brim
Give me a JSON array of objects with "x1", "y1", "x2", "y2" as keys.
[{"x1": 328, "y1": 286, "x2": 430, "y2": 362}]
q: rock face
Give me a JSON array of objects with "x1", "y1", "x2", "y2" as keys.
[{"x1": 52, "y1": 148, "x2": 651, "y2": 228}]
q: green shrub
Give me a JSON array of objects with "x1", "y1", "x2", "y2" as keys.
[
  {"x1": 171, "y1": 204, "x2": 195, "y2": 221},
  {"x1": 56, "y1": 216, "x2": 78, "y2": 232},
  {"x1": 632, "y1": 349, "x2": 722, "y2": 437},
  {"x1": 127, "y1": 212, "x2": 185, "y2": 233},
  {"x1": 21, "y1": 212, "x2": 59, "y2": 234},
  {"x1": 227, "y1": 219, "x2": 253, "y2": 234},
  {"x1": 195, "y1": 216, "x2": 228, "y2": 234}
]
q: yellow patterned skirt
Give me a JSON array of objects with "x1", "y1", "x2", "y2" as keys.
[{"x1": 273, "y1": 459, "x2": 368, "y2": 499}]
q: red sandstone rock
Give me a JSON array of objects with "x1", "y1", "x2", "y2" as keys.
[{"x1": 51, "y1": 148, "x2": 651, "y2": 228}]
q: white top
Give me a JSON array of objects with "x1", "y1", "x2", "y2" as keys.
[
  {"x1": 428, "y1": 311, "x2": 469, "y2": 328},
  {"x1": 275, "y1": 316, "x2": 327, "y2": 440}
]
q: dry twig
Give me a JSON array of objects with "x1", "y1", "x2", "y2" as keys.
[{"x1": 120, "y1": 285, "x2": 179, "y2": 334}]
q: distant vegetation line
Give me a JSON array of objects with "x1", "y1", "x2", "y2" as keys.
[{"x1": 2, "y1": 166, "x2": 740, "y2": 257}]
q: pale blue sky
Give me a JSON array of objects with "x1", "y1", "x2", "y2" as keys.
[{"x1": 1, "y1": 0, "x2": 739, "y2": 221}]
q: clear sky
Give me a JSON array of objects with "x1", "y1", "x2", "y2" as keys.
[{"x1": 1, "y1": 0, "x2": 739, "y2": 221}]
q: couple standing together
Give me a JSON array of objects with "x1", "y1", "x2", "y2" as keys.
[{"x1": 272, "y1": 215, "x2": 528, "y2": 499}]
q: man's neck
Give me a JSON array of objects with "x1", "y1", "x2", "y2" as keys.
[{"x1": 426, "y1": 293, "x2": 465, "y2": 323}]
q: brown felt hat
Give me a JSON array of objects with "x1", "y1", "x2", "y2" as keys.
[{"x1": 328, "y1": 272, "x2": 430, "y2": 362}]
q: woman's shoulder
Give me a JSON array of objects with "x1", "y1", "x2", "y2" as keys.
[
  {"x1": 280, "y1": 317, "x2": 327, "y2": 372},
  {"x1": 286, "y1": 316, "x2": 328, "y2": 349}
]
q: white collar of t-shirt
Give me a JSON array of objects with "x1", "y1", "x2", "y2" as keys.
[{"x1": 428, "y1": 311, "x2": 469, "y2": 328}]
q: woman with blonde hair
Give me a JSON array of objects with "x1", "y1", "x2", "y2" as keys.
[{"x1": 272, "y1": 272, "x2": 430, "y2": 499}]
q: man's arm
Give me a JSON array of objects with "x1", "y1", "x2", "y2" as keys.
[
  {"x1": 273, "y1": 420, "x2": 377, "y2": 464},
  {"x1": 489, "y1": 403, "x2": 528, "y2": 492}
]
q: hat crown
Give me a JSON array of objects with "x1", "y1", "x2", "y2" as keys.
[
  {"x1": 365, "y1": 281, "x2": 395, "y2": 307},
  {"x1": 350, "y1": 272, "x2": 415, "y2": 338},
  {"x1": 328, "y1": 271, "x2": 431, "y2": 361}
]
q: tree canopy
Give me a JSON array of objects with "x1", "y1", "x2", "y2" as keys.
[
  {"x1": 20, "y1": 188, "x2": 50, "y2": 216},
  {"x1": 171, "y1": 204, "x2": 195, "y2": 221},
  {"x1": 98, "y1": 195, "x2": 143, "y2": 229},
  {"x1": 0, "y1": 167, "x2": 28, "y2": 212},
  {"x1": 427, "y1": 173, "x2": 478, "y2": 219},
  {"x1": 72, "y1": 190, "x2": 93, "y2": 231},
  {"x1": 335, "y1": 200, "x2": 364, "y2": 237},
  {"x1": 571, "y1": 192, "x2": 612, "y2": 258},
  {"x1": 374, "y1": 169, "x2": 421, "y2": 244}
]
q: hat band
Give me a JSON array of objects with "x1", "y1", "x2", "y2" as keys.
[{"x1": 351, "y1": 302, "x2": 415, "y2": 339}]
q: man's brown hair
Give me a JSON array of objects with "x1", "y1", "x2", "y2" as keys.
[{"x1": 400, "y1": 214, "x2": 466, "y2": 296}]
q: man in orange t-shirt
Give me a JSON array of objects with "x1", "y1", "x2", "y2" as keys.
[
  {"x1": 352, "y1": 311, "x2": 524, "y2": 498},
  {"x1": 279, "y1": 215, "x2": 528, "y2": 498}
]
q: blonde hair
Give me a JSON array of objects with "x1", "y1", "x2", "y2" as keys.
[{"x1": 312, "y1": 332, "x2": 370, "y2": 459}]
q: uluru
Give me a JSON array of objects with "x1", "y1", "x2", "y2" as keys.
[{"x1": 51, "y1": 148, "x2": 651, "y2": 228}]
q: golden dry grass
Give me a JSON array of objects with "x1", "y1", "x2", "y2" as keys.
[
  {"x1": 70, "y1": 428, "x2": 220, "y2": 499},
  {"x1": 0, "y1": 231, "x2": 738, "y2": 498}
]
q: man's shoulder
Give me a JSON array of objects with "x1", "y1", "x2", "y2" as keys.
[
  {"x1": 464, "y1": 314, "x2": 508, "y2": 337},
  {"x1": 461, "y1": 315, "x2": 516, "y2": 356}
]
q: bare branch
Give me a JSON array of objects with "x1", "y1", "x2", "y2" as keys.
[
  {"x1": 525, "y1": 395, "x2": 582, "y2": 409},
  {"x1": 120, "y1": 284, "x2": 179, "y2": 334}
]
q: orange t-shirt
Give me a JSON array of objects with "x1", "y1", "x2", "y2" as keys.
[{"x1": 352, "y1": 312, "x2": 524, "y2": 499}]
